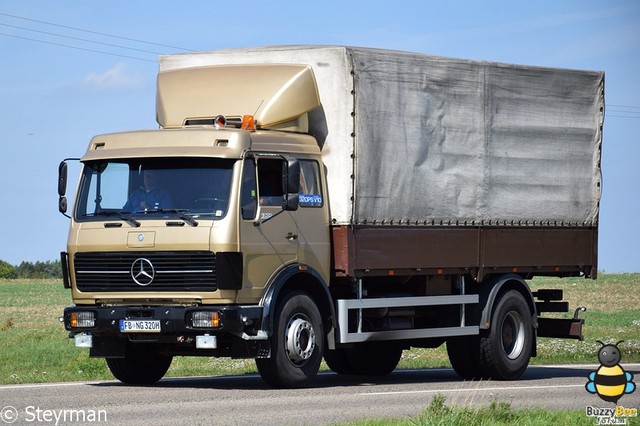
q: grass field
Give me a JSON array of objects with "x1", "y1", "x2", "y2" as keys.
[
  {"x1": 336, "y1": 394, "x2": 640, "y2": 426},
  {"x1": 0, "y1": 274, "x2": 638, "y2": 385}
]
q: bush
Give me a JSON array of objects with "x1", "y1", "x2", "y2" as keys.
[
  {"x1": 0, "y1": 260, "x2": 17, "y2": 279},
  {"x1": 0, "y1": 259, "x2": 62, "y2": 279}
]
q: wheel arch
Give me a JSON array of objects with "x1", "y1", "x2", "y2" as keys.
[
  {"x1": 478, "y1": 273, "x2": 538, "y2": 358},
  {"x1": 479, "y1": 273, "x2": 538, "y2": 331},
  {"x1": 259, "y1": 263, "x2": 335, "y2": 341}
]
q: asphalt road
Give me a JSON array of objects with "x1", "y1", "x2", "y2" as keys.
[{"x1": 1, "y1": 364, "x2": 638, "y2": 425}]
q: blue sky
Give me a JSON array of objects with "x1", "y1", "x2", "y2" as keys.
[{"x1": 0, "y1": 1, "x2": 638, "y2": 272}]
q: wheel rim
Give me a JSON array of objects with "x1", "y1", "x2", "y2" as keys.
[
  {"x1": 285, "y1": 314, "x2": 316, "y2": 366},
  {"x1": 501, "y1": 311, "x2": 525, "y2": 360}
]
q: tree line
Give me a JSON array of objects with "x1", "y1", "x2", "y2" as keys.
[{"x1": 0, "y1": 259, "x2": 62, "y2": 279}]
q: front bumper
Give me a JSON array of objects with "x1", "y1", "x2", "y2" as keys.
[{"x1": 63, "y1": 305, "x2": 269, "y2": 358}]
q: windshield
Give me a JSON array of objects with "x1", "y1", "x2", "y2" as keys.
[{"x1": 75, "y1": 158, "x2": 234, "y2": 221}]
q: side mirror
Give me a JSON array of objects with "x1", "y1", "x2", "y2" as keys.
[
  {"x1": 282, "y1": 159, "x2": 300, "y2": 212},
  {"x1": 282, "y1": 158, "x2": 300, "y2": 194},
  {"x1": 283, "y1": 194, "x2": 299, "y2": 211},
  {"x1": 58, "y1": 161, "x2": 68, "y2": 215},
  {"x1": 58, "y1": 161, "x2": 68, "y2": 196},
  {"x1": 59, "y1": 196, "x2": 68, "y2": 214},
  {"x1": 58, "y1": 158, "x2": 80, "y2": 217}
]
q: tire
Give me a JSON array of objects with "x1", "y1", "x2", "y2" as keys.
[
  {"x1": 479, "y1": 290, "x2": 533, "y2": 380},
  {"x1": 348, "y1": 342, "x2": 403, "y2": 376},
  {"x1": 324, "y1": 348, "x2": 353, "y2": 375},
  {"x1": 325, "y1": 342, "x2": 403, "y2": 376},
  {"x1": 256, "y1": 292, "x2": 324, "y2": 388},
  {"x1": 106, "y1": 345, "x2": 172, "y2": 385},
  {"x1": 446, "y1": 335, "x2": 482, "y2": 380}
]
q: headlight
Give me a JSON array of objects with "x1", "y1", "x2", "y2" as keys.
[
  {"x1": 191, "y1": 311, "x2": 220, "y2": 328},
  {"x1": 69, "y1": 311, "x2": 95, "y2": 328}
]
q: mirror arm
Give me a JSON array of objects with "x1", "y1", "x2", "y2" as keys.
[{"x1": 253, "y1": 208, "x2": 286, "y2": 227}]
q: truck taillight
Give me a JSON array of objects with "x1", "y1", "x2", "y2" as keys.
[
  {"x1": 69, "y1": 311, "x2": 95, "y2": 328},
  {"x1": 191, "y1": 311, "x2": 221, "y2": 328}
]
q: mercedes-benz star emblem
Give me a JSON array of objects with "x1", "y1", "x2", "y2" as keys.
[{"x1": 131, "y1": 258, "x2": 155, "y2": 286}]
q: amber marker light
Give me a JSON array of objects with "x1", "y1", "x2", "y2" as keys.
[
  {"x1": 211, "y1": 311, "x2": 220, "y2": 328},
  {"x1": 241, "y1": 115, "x2": 256, "y2": 131}
]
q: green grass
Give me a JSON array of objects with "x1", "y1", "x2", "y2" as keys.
[
  {"x1": 0, "y1": 273, "x2": 639, "y2": 385},
  {"x1": 527, "y1": 274, "x2": 639, "y2": 364},
  {"x1": 336, "y1": 394, "x2": 640, "y2": 426}
]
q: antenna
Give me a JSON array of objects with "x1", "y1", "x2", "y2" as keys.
[{"x1": 253, "y1": 100, "x2": 264, "y2": 118}]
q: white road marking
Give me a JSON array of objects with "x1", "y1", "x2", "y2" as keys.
[
  {"x1": 0, "y1": 381, "x2": 98, "y2": 391},
  {"x1": 359, "y1": 383, "x2": 584, "y2": 396}
]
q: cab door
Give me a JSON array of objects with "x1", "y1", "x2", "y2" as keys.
[
  {"x1": 292, "y1": 159, "x2": 331, "y2": 285},
  {"x1": 237, "y1": 156, "x2": 299, "y2": 302}
]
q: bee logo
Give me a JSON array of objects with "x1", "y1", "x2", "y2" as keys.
[{"x1": 586, "y1": 340, "x2": 636, "y2": 403}]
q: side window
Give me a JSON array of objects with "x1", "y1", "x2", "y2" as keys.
[
  {"x1": 83, "y1": 162, "x2": 129, "y2": 214},
  {"x1": 241, "y1": 158, "x2": 257, "y2": 220},
  {"x1": 257, "y1": 159, "x2": 285, "y2": 207},
  {"x1": 299, "y1": 160, "x2": 323, "y2": 207}
]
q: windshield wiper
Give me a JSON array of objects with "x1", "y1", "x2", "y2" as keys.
[
  {"x1": 146, "y1": 208, "x2": 199, "y2": 227},
  {"x1": 90, "y1": 211, "x2": 140, "y2": 227}
]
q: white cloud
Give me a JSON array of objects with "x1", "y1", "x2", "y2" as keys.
[{"x1": 83, "y1": 63, "x2": 146, "y2": 91}]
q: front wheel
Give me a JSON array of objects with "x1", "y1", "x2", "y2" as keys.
[
  {"x1": 106, "y1": 345, "x2": 172, "y2": 385},
  {"x1": 479, "y1": 289, "x2": 533, "y2": 380},
  {"x1": 256, "y1": 292, "x2": 324, "y2": 388}
]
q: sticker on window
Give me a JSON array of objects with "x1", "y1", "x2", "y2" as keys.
[{"x1": 299, "y1": 194, "x2": 323, "y2": 207}]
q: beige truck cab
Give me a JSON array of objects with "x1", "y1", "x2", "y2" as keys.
[{"x1": 60, "y1": 63, "x2": 335, "y2": 387}]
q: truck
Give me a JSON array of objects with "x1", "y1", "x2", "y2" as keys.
[{"x1": 58, "y1": 45, "x2": 604, "y2": 388}]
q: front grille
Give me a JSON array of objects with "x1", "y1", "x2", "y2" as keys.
[{"x1": 74, "y1": 251, "x2": 216, "y2": 292}]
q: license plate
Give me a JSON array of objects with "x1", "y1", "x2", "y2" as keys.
[{"x1": 119, "y1": 320, "x2": 161, "y2": 333}]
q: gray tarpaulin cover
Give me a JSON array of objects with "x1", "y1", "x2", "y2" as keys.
[{"x1": 160, "y1": 46, "x2": 604, "y2": 227}]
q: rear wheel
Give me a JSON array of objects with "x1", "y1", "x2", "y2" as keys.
[
  {"x1": 256, "y1": 292, "x2": 324, "y2": 388},
  {"x1": 479, "y1": 290, "x2": 533, "y2": 380},
  {"x1": 324, "y1": 347, "x2": 353, "y2": 375},
  {"x1": 325, "y1": 342, "x2": 403, "y2": 376},
  {"x1": 106, "y1": 345, "x2": 172, "y2": 385},
  {"x1": 446, "y1": 335, "x2": 482, "y2": 380}
]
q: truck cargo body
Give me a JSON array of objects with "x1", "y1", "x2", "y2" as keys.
[
  {"x1": 59, "y1": 46, "x2": 603, "y2": 388},
  {"x1": 160, "y1": 46, "x2": 603, "y2": 229},
  {"x1": 160, "y1": 45, "x2": 602, "y2": 277},
  {"x1": 332, "y1": 225, "x2": 598, "y2": 280}
]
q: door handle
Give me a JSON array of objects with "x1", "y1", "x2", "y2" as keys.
[{"x1": 286, "y1": 232, "x2": 298, "y2": 241}]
